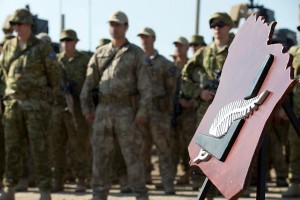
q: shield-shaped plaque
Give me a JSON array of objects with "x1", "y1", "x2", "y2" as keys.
[{"x1": 188, "y1": 14, "x2": 297, "y2": 199}]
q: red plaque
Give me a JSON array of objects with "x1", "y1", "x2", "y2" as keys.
[{"x1": 188, "y1": 15, "x2": 297, "y2": 199}]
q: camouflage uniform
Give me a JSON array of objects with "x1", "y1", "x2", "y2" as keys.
[
  {"x1": 140, "y1": 50, "x2": 177, "y2": 192},
  {"x1": 182, "y1": 33, "x2": 234, "y2": 122},
  {"x1": 282, "y1": 45, "x2": 300, "y2": 197},
  {"x1": 0, "y1": 33, "x2": 14, "y2": 188},
  {"x1": 49, "y1": 47, "x2": 90, "y2": 189},
  {"x1": 80, "y1": 35, "x2": 151, "y2": 200},
  {"x1": 181, "y1": 13, "x2": 234, "y2": 192},
  {"x1": 0, "y1": 18, "x2": 61, "y2": 197}
]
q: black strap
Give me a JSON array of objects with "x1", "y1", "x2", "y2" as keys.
[
  {"x1": 8, "y1": 39, "x2": 40, "y2": 68},
  {"x1": 102, "y1": 41, "x2": 129, "y2": 72},
  {"x1": 2, "y1": 39, "x2": 40, "y2": 81}
]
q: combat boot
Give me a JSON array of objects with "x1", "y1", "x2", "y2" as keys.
[
  {"x1": 0, "y1": 187, "x2": 15, "y2": 200},
  {"x1": 51, "y1": 178, "x2": 64, "y2": 192},
  {"x1": 276, "y1": 177, "x2": 288, "y2": 187},
  {"x1": 15, "y1": 178, "x2": 28, "y2": 192},
  {"x1": 176, "y1": 172, "x2": 189, "y2": 185},
  {"x1": 164, "y1": 180, "x2": 175, "y2": 195},
  {"x1": 75, "y1": 178, "x2": 86, "y2": 193},
  {"x1": 282, "y1": 183, "x2": 300, "y2": 198},
  {"x1": 119, "y1": 174, "x2": 132, "y2": 193},
  {"x1": 39, "y1": 191, "x2": 51, "y2": 200}
]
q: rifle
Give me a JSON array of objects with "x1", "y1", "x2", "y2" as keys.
[
  {"x1": 61, "y1": 74, "x2": 78, "y2": 131},
  {"x1": 171, "y1": 78, "x2": 182, "y2": 128},
  {"x1": 200, "y1": 69, "x2": 222, "y2": 92}
]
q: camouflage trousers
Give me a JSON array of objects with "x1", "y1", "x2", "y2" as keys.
[
  {"x1": 140, "y1": 111, "x2": 175, "y2": 188},
  {"x1": 2, "y1": 99, "x2": 51, "y2": 191},
  {"x1": 174, "y1": 107, "x2": 198, "y2": 174},
  {"x1": 266, "y1": 120, "x2": 289, "y2": 179},
  {"x1": 91, "y1": 104, "x2": 148, "y2": 200},
  {"x1": 288, "y1": 123, "x2": 300, "y2": 183},
  {"x1": 0, "y1": 114, "x2": 4, "y2": 183},
  {"x1": 48, "y1": 104, "x2": 91, "y2": 181}
]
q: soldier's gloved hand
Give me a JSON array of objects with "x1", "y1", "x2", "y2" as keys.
[
  {"x1": 85, "y1": 113, "x2": 95, "y2": 123},
  {"x1": 178, "y1": 98, "x2": 192, "y2": 108},
  {"x1": 200, "y1": 90, "x2": 215, "y2": 102}
]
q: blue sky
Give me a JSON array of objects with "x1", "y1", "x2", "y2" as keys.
[{"x1": 0, "y1": 0, "x2": 299, "y2": 58}]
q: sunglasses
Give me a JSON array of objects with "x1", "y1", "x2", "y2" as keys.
[
  {"x1": 60, "y1": 38, "x2": 75, "y2": 42},
  {"x1": 11, "y1": 22, "x2": 23, "y2": 26},
  {"x1": 210, "y1": 21, "x2": 226, "y2": 29},
  {"x1": 190, "y1": 43, "x2": 200, "y2": 47}
]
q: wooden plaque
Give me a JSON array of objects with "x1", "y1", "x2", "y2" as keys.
[{"x1": 188, "y1": 15, "x2": 297, "y2": 199}]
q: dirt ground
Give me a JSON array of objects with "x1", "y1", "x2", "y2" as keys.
[{"x1": 3, "y1": 157, "x2": 299, "y2": 200}]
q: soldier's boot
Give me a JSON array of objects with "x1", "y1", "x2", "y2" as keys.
[
  {"x1": 75, "y1": 178, "x2": 86, "y2": 193},
  {"x1": 176, "y1": 172, "x2": 189, "y2": 185},
  {"x1": 0, "y1": 187, "x2": 15, "y2": 200},
  {"x1": 276, "y1": 177, "x2": 289, "y2": 187},
  {"x1": 15, "y1": 178, "x2": 28, "y2": 192},
  {"x1": 282, "y1": 183, "x2": 300, "y2": 198},
  {"x1": 39, "y1": 191, "x2": 51, "y2": 200},
  {"x1": 91, "y1": 190, "x2": 109, "y2": 200},
  {"x1": 119, "y1": 174, "x2": 132, "y2": 193},
  {"x1": 164, "y1": 183, "x2": 175, "y2": 195},
  {"x1": 136, "y1": 196, "x2": 149, "y2": 200},
  {"x1": 51, "y1": 178, "x2": 64, "y2": 192},
  {"x1": 191, "y1": 173, "x2": 205, "y2": 191},
  {"x1": 136, "y1": 193, "x2": 149, "y2": 200}
]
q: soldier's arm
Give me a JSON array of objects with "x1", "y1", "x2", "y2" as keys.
[
  {"x1": 80, "y1": 53, "x2": 100, "y2": 116},
  {"x1": 135, "y1": 51, "x2": 152, "y2": 121},
  {"x1": 181, "y1": 50, "x2": 203, "y2": 99},
  {"x1": 0, "y1": 50, "x2": 6, "y2": 97},
  {"x1": 164, "y1": 60, "x2": 178, "y2": 113},
  {"x1": 42, "y1": 43, "x2": 62, "y2": 99}
]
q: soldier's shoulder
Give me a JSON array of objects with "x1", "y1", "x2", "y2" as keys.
[
  {"x1": 129, "y1": 43, "x2": 144, "y2": 55},
  {"x1": 95, "y1": 43, "x2": 110, "y2": 55},
  {"x1": 77, "y1": 51, "x2": 90, "y2": 60},
  {"x1": 2, "y1": 37, "x2": 16, "y2": 50},
  {"x1": 289, "y1": 45, "x2": 300, "y2": 56}
]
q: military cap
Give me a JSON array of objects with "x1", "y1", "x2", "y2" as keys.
[
  {"x1": 60, "y1": 29, "x2": 79, "y2": 41},
  {"x1": 37, "y1": 32, "x2": 52, "y2": 43},
  {"x1": 209, "y1": 12, "x2": 234, "y2": 27},
  {"x1": 2, "y1": 15, "x2": 13, "y2": 32},
  {"x1": 173, "y1": 36, "x2": 189, "y2": 46},
  {"x1": 9, "y1": 9, "x2": 34, "y2": 25},
  {"x1": 137, "y1": 27, "x2": 156, "y2": 37},
  {"x1": 189, "y1": 35, "x2": 206, "y2": 46},
  {"x1": 97, "y1": 38, "x2": 111, "y2": 48},
  {"x1": 108, "y1": 11, "x2": 128, "y2": 24}
]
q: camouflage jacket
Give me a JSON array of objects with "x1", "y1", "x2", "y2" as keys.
[
  {"x1": 289, "y1": 45, "x2": 300, "y2": 113},
  {"x1": 181, "y1": 33, "x2": 235, "y2": 100},
  {"x1": 57, "y1": 50, "x2": 89, "y2": 105},
  {"x1": 80, "y1": 40, "x2": 152, "y2": 118},
  {"x1": 148, "y1": 50, "x2": 177, "y2": 115},
  {"x1": 0, "y1": 34, "x2": 61, "y2": 101}
]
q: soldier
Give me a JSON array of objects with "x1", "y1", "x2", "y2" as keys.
[
  {"x1": 0, "y1": 15, "x2": 14, "y2": 189},
  {"x1": 80, "y1": 11, "x2": 151, "y2": 200},
  {"x1": 138, "y1": 27, "x2": 177, "y2": 194},
  {"x1": 189, "y1": 35, "x2": 206, "y2": 54},
  {"x1": 282, "y1": 23, "x2": 300, "y2": 198},
  {"x1": 181, "y1": 12, "x2": 235, "y2": 193},
  {"x1": 0, "y1": 8, "x2": 61, "y2": 200},
  {"x1": 48, "y1": 29, "x2": 90, "y2": 193},
  {"x1": 170, "y1": 36, "x2": 198, "y2": 187}
]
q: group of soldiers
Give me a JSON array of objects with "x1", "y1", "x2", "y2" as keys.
[{"x1": 0, "y1": 6, "x2": 299, "y2": 200}]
